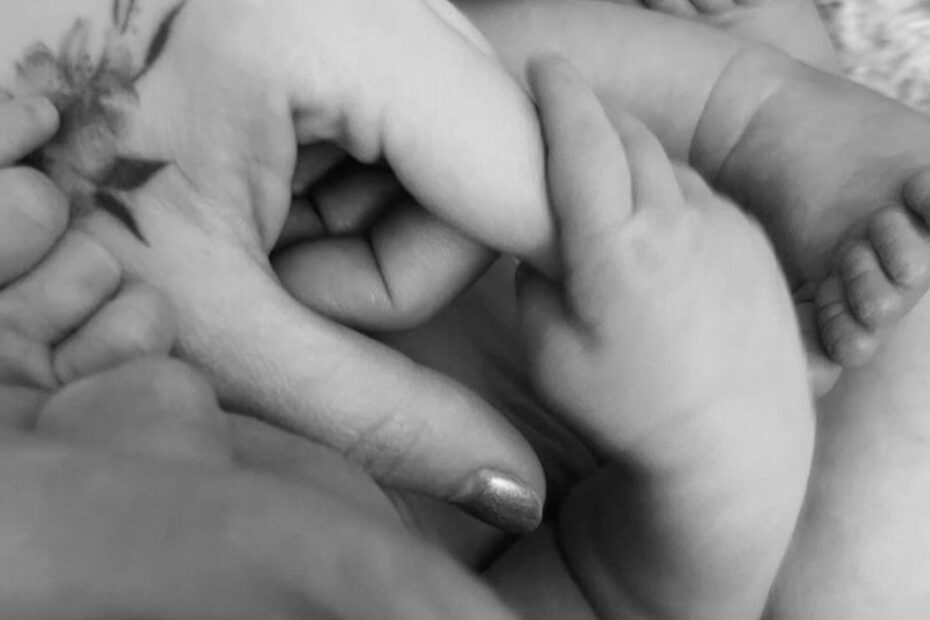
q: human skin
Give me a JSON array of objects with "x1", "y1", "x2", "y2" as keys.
[
  {"x1": 0, "y1": 94, "x2": 180, "y2": 428},
  {"x1": 767, "y1": 283, "x2": 930, "y2": 617},
  {"x1": 0, "y1": 0, "x2": 550, "y2": 530},
  {"x1": 487, "y1": 58, "x2": 813, "y2": 620},
  {"x1": 8, "y1": 0, "x2": 919, "y2": 529},
  {"x1": 603, "y1": 0, "x2": 839, "y2": 71},
  {"x1": 0, "y1": 380, "x2": 520, "y2": 620},
  {"x1": 290, "y1": 56, "x2": 818, "y2": 618},
  {"x1": 3, "y1": 60, "x2": 812, "y2": 618},
  {"x1": 0, "y1": 98, "x2": 518, "y2": 617},
  {"x1": 443, "y1": 0, "x2": 930, "y2": 369}
]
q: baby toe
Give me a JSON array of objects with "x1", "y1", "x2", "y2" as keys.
[
  {"x1": 869, "y1": 205, "x2": 930, "y2": 304},
  {"x1": 795, "y1": 301, "x2": 842, "y2": 398},
  {"x1": 816, "y1": 273, "x2": 879, "y2": 367},
  {"x1": 840, "y1": 241, "x2": 903, "y2": 329},
  {"x1": 903, "y1": 168, "x2": 930, "y2": 227}
]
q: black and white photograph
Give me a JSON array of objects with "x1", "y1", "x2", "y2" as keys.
[{"x1": 1, "y1": 0, "x2": 929, "y2": 618}]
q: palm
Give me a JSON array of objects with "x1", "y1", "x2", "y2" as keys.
[{"x1": 5, "y1": 0, "x2": 549, "y2": 513}]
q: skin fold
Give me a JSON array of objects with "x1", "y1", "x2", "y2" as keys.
[{"x1": 0, "y1": 0, "x2": 552, "y2": 528}]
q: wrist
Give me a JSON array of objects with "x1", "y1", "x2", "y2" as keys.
[{"x1": 558, "y1": 391, "x2": 814, "y2": 620}]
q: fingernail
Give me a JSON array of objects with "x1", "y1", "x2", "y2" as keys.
[{"x1": 453, "y1": 469, "x2": 543, "y2": 533}]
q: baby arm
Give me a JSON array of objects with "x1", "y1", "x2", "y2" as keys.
[
  {"x1": 455, "y1": 0, "x2": 768, "y2": 171},
  {"x1": 487, "y1": 58, "x2": 815, "y2": 619},
  {"x1": 459, "y1": 0, "x2": 930, "y2": 370}
]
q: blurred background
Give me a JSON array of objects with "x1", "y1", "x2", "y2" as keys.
[{"x1": 818, "y1": 0, "x2": 930, "y2": 111}]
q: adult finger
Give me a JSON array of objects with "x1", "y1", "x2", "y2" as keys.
[
  {"x1": 286, "y1": 0, "x2": 556, "y2": 273},
  {"x1": 0, "y1": 229, "x2": 121, "y2": 344},
  {"x1": 291, "y1": 142, "x2": 346, "y2": 196},
  {"x1": 202, "y1": 259, "x2": 544, "y2": 532},
  {"x1": 278, "y1": 162, "x2": 496, "y2": 330},
  {"x1": 0, "y1": 386, "x2": 47, "y2": 431},
  {"x1": 531, "y1": 57, "x2": 680, "y2": 222},
  {"x1": 230, "y1": 414, "x2": 403, "y2": 527},
  {"x1": 53, "y1": 281, "x2": 179, "y2": 384},
  {"x1": 0, "y1": 96, "x2": 59, "y2": 165},
  {"x1": 276, "y1": 197, "x2": 494, "y2": 331},
  {"x1": 421, "y1": 0, "x2": 495, "y2": 54},
  {"x1": 0, "y1": 435, "x2": 521, "y2": 620},
  {"x1": 278, "y1": 161, "x2": 397, "y2": 249},
  {"x1": 83, "y1": 176, "x2": 545, "y2": 534},
  {"x1": 0, "y1": 167, "x2": 69, "y2": 286},
  {"x1": 36, "y1": 358, "x2": 233, "y2": 468}
]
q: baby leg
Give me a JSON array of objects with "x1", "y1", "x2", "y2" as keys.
[
  {"x1": 458, "y1": 0, "x2": 930, "y2": 366},
  {"x1": 768, "y1": 290, "x2": 930, "y2": 618},
  {"x1": 610, "y1": 0, "x2": 839, "y2": 71}
]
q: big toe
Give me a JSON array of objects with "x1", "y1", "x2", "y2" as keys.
[{"x1": 0, "y1": 168, "x2": 69, "y2": 286}]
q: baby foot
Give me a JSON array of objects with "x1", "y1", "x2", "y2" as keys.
[
  {"x1": 770, "y1": 282, "x2": 930, "y2": 618},
  {"x1": 815, "y1": 203, "x2": 930, "y2": 366},
  {"x1": 632, "y1": 0, "x2": 839, "y2": 71},
  {"x1": 696, "y1": 52, "x2": 930, "y2": 367}
]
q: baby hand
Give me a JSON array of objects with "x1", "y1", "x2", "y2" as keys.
[{"x1": 516, "y1": 58, "x2": 815, "y2": 619}]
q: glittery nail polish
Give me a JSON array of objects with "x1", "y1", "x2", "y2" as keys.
[{"x1": 453, "y1": 469, "x2": 543, "y2": 533}]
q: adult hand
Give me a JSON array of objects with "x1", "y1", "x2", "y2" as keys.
[
  {"x1": 0, "y1": 94, "x2": 177, "y2": 430},
  {"x1": 0, "y1": 357, "x2": 520, "y2": 620},
  {"x1": 2, "y1": 0, "x2": 550, "y2": 529}
]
